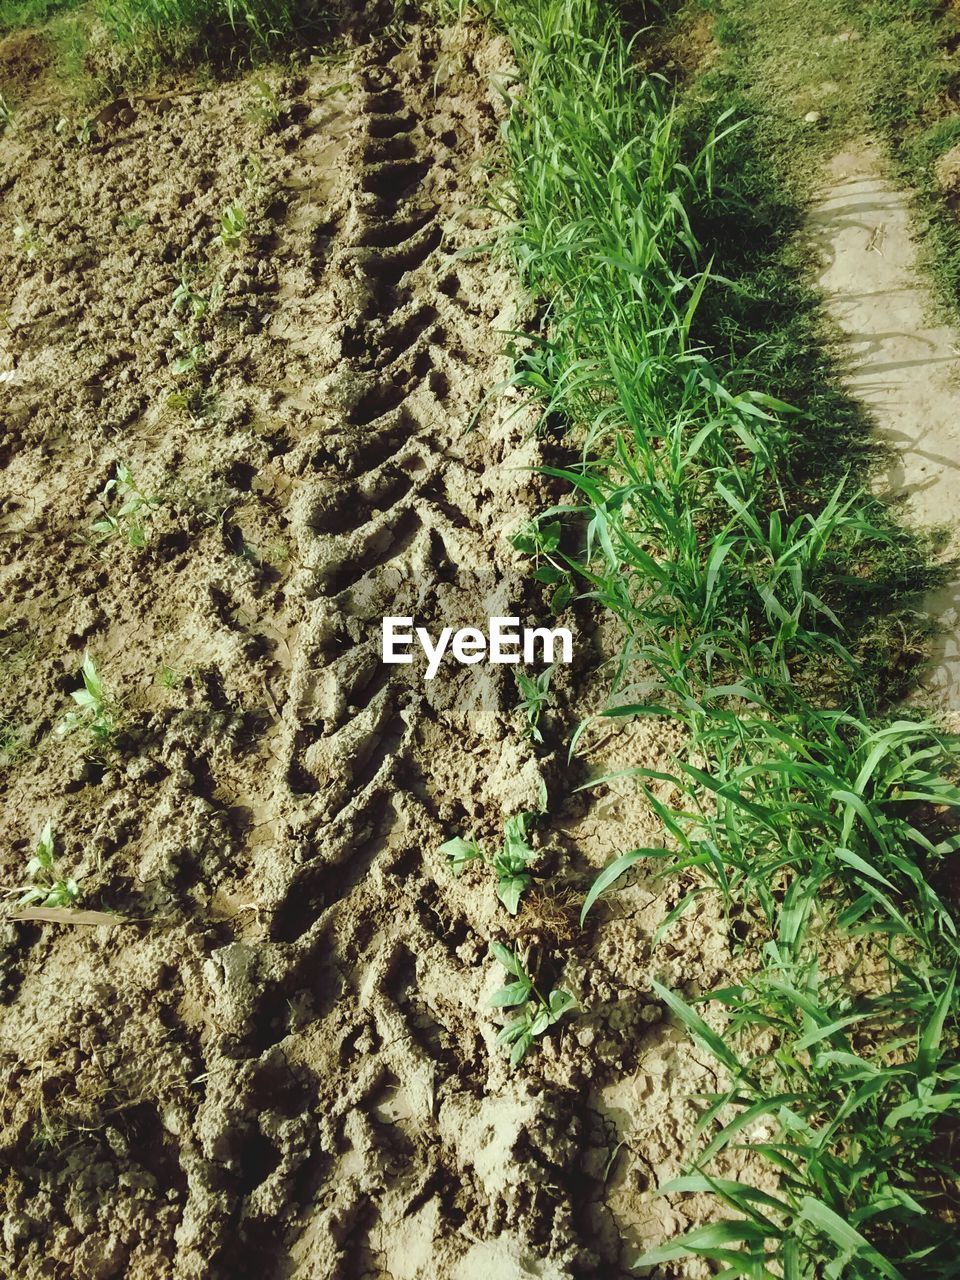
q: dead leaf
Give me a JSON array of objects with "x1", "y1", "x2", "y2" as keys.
[{"x1": 5, "y1": 907, "x2": 133, "y2": 927}]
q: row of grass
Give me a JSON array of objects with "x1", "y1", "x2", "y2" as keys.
[
  {"x1": 0, "y1": 0, "x2": 334, "y2": 71},
  {"x1": 492, "y1": 0, "x2": 960, "y2": 1273}
]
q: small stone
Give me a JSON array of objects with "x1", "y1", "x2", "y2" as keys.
[
  {"x1": 3, "y1": 1214, "x2": 31, "y2": 1250},
  {"x1": 68, "y1": 758, "x2": 95, "y2": 787},
  {"x1": 597, "y1": 1038, "x2": 621, "y2": 1065},
  {"x1": 576, "y1": 1026, "x2": 596, "y2": 1049},
  {"x1": 804, "y1": 110, "x2": 822, "y2": 125}
]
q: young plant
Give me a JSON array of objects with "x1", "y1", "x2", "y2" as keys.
[
  {"x1": 171, "y1": 266, "x2": 221, "y2": 322},
  {"x1": 16, "y1": 822, "x2": 81, "y2": 909},
  {"x1": 57, "y1": 654, "x2": 116, "y2": 752},
  {"x1": 74, "y1": 116, "x2": 96, "y2": 147},
  {"x1": 510, "y1": 519, "x2": 574, "y2": 612},
  {"x1": 171, "y1": 330, "x2": 205, "y2": 375},
  {"x1": 12, "y1": 215, "x2": 44, "y2": 262},
  {"x1": 243, "y1": 153, "x2": 265, "y2": 196},
  {"x1": 0, "y1": 94, "x2": 14, "y2": 131},
  {"x1": 514, "y1": 664, "x2": 554, "y2": 744},
  {"x1": 91, "y1": 463, "x2": 162, "y2": 548},
  {"x1": 489, "y1": 941, "x2": 574, "y2": 1065},
  {"x1": 214, "y1": 203, "x2": 248, "y2": 251},
  {"x1": 440, "y1": 812, "x2": 539, "y2": 914},
  {"x1": 246, "y1": 79, "x2": 282, "y2": 129}
]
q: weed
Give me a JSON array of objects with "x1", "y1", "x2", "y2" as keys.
[
  {"x1": 14, "y1": 821, "x2": 81, "y2": 909},
  {"x1": 0, "y1": 93, "x2": 14, "y2": 130},
  {"x1": 0, "y1": 716, "x2": 29, "y2": 767},
  {"x1": 0, "y1": 0, "x2": 84, "y2": 31},
  {"x1": 441, "y1": 812, "x2": 539, "y2": 915},
  {"x1": 158, "y1": 665, "x2": 182, "y2": 689},
  {"x1": 57, "y1": 653, "x2": 116, "y2": 752},
  {"x1": 514, "y1": 664, "x2": 553, "y2": 744},
  {"x1": 510, "y1": 519, "x2": 573, "y2": 612},
  {"x1": 121, "y1": 211, "x2": 146, "y2": 233},
  {"x1": 91, "y1": 463, "x2": 162, "y2": 548},
  {"x1": 489, "y1": 941, "x2": 574, "y2": 1065},
  {"x1": 165, "y1": 386, "x2": 218, "y2": 419},
  {"x1": 214, "y1": 203, "x2": 248, "y2": 251},
  {"x1": 263, "y1": 538, "x2": 290, "y2": 567}
]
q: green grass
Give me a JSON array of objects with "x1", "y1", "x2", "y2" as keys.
[
  {"x1": 1, "y1": 0, "x2": 338, "y2": 77},
  {"x1": 0, "y1": 0, "x2": 83, "y2": 31},
  {"x1": 491, "y1": 0, "x2": 960, "y2": 1272},
  {"x1": 96, "y1": 0, "x2": 335, "y2": 64},
  {"x1": 679, "y1": 0, "x2": 960, "y2": 327}
]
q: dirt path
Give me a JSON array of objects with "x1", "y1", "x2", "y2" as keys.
[{"x1": 807, "y1": 139, "x2": 960, "y2": 720}]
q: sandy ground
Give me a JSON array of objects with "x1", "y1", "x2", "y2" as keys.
[{"x1": 808, "y1": 140, "x2": 960, "y2": 721}]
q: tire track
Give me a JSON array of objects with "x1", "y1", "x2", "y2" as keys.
[{"x1": 176, "y1": 35, "x2": 586, "y2": 1280}]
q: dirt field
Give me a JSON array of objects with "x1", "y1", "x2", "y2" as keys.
[{"x1": 0, "y1": 15, "x2": 741, "y2": 1278}]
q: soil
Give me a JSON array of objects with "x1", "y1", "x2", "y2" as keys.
[
  {"x1": 0, "y1": 15, "x2": 736, "y2": 1279},
  {"x1": 808, "y1": 139, "x2": 960, "y2": 722}
]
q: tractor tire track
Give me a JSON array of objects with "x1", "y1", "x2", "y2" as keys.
[{"x1": 176, "y1": 35, "x2": 590, "y2": 1280}]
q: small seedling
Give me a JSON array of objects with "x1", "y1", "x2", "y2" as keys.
[
  {"x1": 16, "y1": 822, "x2": 81, "y2": 909},
  {"x1": 12, "y1": 215, "x2": 44, "y2": 262},
  {"x1": 172, "y1": 330, "x2": 205, "y2": 375},
  {"x1": 53, "y1": 113, "x2": 96, "y2": 146},
  {"x1": 0, "y1": 94, "x2": 14, "y2": 131},
  {"x1": 158, "y1": 666, "x2": 183, "y2": 689},
  {"x1": 243, "y1": 154, "x2": 265, "y2": 196},
  {"x1": 74, "y1": 116, "x2": 96, "y2": 146},
  {"x1": 246, "y1": 79, "x2": 282, "y2": 128},
  {"x1": 440, "y1": 812, "x2": 539, "y2": 914},
  {"x1": 57, "y1": 654, "x2": 116, "y2": 751},
  {"x1": 214, "y1": 203, "x2": 248, "y2": 251},
  {"x1": 171, "y1": 266, "x2": 222, "y2": 322},
  {"x1": 489, "y1": 941, "x2": 574, "y2": 1065},
  {"x1": 122, "y1": 212, "x2": 146, "y2": 233},
  {"x1": 514, "y1": 664, "x2": 554, "y2": 744},
  {"x1": 510, "y1": 520, "x2": 573, "y2": 611},
  {"x1": 91, "y1": 463, "x2": 162, "y2": 548}
]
